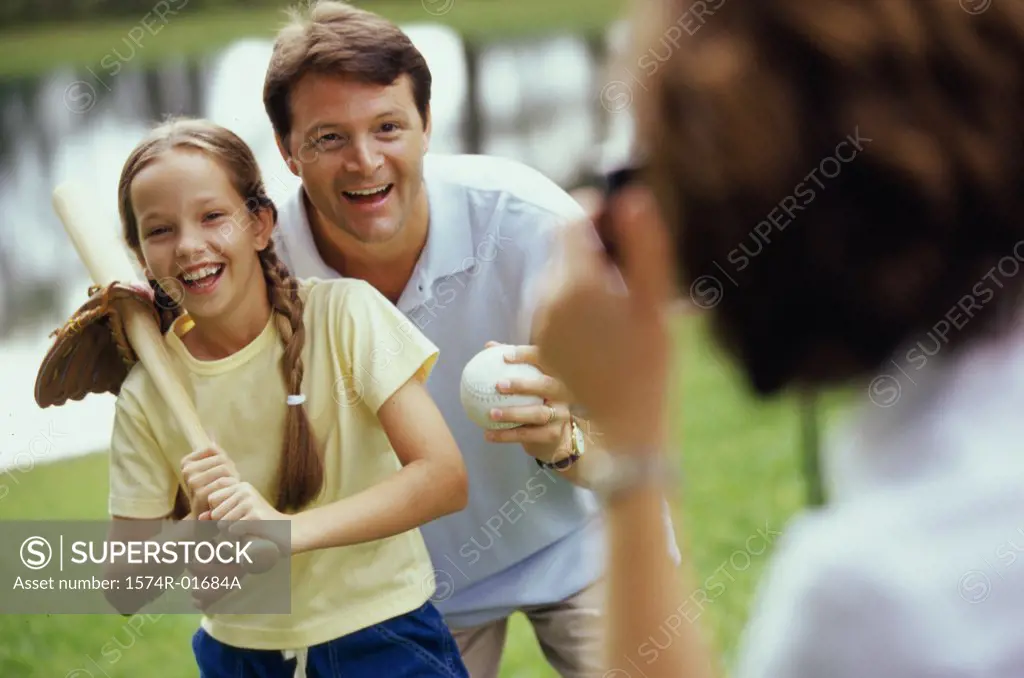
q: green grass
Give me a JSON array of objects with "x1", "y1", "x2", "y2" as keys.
[
  {"x1": 0, "y1": 0, "x2": 626, "y2": 79},
  {"x1": 0, "y1": 315, "x2": 852, "y2": 677}
]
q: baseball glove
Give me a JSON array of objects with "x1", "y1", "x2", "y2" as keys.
[{"x1": 35, "y1": 281, "x2": 160, "y2": 408}]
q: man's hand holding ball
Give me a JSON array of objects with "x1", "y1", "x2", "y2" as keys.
[{"x1": 461, "y1": 342, "x2": 576, "y2": 467}]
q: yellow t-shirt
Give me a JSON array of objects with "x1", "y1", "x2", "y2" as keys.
[{"x1": 107, "y1": 278, "x2": 440, "y2": 650}]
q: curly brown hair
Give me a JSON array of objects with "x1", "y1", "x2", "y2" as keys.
[
  {"x1": 633, "y1": 0, "x2": 1024, "y2": 395},
  {"x1": 117, "y1": 118, "x2": 324, "y2": 518}
]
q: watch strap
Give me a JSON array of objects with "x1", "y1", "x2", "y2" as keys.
[{"x1": 535, "y1": 418, "x2": 583, "y2": 471}]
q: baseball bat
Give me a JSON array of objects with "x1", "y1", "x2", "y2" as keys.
[
  {"x1": 51, "y1": 181, "x2": 212, "y2": 455},
  {"x1": 50, "y1": 181, "x2": 281, "y2": 563}
]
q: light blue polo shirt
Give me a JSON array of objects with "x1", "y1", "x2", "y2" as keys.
[{"x1": 274, "y1": 153, "x2": 607, "y2": 628}]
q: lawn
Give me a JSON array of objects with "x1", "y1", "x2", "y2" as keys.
[
  {"x1": 0, "y1": 313, "x2": 852, "y2": 677},
  {"x1": 0, "y1": 0, "x2": 627, "y2": 79}
]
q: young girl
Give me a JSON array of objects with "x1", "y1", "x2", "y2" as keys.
[{"x1": 106, "y1": 116, "x2": 470, "y2": 677}]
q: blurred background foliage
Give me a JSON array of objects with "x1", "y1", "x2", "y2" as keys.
[
  {"x1": 0, "y1": 0, "x2": 627, "y2": 78},
  {"x1": 5, "y1": 0, "x2": 324, "y2": 26}
]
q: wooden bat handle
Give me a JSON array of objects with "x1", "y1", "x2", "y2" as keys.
[{"x1": 123, "y1": 309, "x2": 211, "y2": 451}]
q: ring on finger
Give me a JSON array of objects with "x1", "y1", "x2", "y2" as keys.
[{"x1": 545, "y1": 405, "x2": 556, "y2": 425}]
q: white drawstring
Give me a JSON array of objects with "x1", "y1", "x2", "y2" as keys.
[{"x1": 282, "y1": 648, "x2": 308, "y2": 677}]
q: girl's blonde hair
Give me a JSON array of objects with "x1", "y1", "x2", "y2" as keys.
[{"x1": 117, "y1": 117, "x2": 324, "y2": 519}]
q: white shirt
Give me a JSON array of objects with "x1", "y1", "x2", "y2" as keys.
[
  {"x1": 734, "y1": 319, "x2": 1024, "y2": 677},
  {"x1": 273, "y1": 153, "x2": 607, "y2": 627}
]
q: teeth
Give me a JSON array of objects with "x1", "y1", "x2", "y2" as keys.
[
  {"x1": 345, "y1": 185, "x2": 389, "y2": 196},
  {"x1": 182, "y1": 265, "x2": 221, "y2": 282}
]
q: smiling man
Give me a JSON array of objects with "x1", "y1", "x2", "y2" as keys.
[{"x1": 259, "y1": 2, "x2": 623, "y2": 676}]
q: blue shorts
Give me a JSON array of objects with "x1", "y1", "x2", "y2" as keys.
[{"x1": 192, "y1": 601, "x2": 469, "y2": 678}]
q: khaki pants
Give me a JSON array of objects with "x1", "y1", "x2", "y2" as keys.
[{"x1": 448, "y1": 578, "x2": 606, "y2": 678}]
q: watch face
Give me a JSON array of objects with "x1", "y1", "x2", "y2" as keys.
[{"x1": 572, "y1": 422, "x2": 586, "y2": 455}]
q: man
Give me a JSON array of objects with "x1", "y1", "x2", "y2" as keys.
[{"x1": 260, "y1": 2, "x2": 639, "y2": 675}]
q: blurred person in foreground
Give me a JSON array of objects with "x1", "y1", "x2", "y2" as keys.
[{"x1": 533, "y1": 1, "x2": 1024, "y2": 677}]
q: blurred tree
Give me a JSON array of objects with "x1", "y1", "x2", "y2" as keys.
[{"x1": 0, "y1": 0, "x2": 329, "y2": 25}]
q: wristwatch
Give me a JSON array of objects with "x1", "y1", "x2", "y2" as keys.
[
  {"x1": 536, "y1": 417, "x2": 586, "y2": 471},
  {"x1": 585, "y1": 450, "x2": 670, "y2": 505}
]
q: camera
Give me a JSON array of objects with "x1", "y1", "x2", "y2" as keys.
[{"x1": 594, "y1": 165, "x2": 644, "y2": 265}]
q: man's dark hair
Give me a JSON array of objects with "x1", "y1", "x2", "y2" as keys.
[{"x1": 264, "y1": 0, "x2": 432, "y2": 146}]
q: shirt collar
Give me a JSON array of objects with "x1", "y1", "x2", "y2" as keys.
[
  {"x1": 277, "y1": 186, "x2": 338, "y2": 280},
  {"x1": 416, "y1": 156, "x2": 477, "y2": 284}
]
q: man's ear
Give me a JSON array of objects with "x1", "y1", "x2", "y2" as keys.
[
  {"x1": 423, "y1": 105, "x2": 432, "y2": 154},
  {"x1": 275, "y1": 134, "x2": 299, "y2": 177}
]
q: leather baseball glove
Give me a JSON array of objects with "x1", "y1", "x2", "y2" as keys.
[{"x1": 35, "y1": 281, "x2": 160, "y2": 408}]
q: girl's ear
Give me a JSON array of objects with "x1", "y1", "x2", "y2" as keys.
[{"x1": 254, "y1": 206, "x2": 276, "y2": 252}]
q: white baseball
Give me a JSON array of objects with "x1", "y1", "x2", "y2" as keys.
[{"x1": 460, "y1": 345, "x2": 544, "y2": 430}]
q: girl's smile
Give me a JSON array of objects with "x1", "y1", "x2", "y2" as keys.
[{"x1": 179, "y1": 262, "x2": 226, "y2": 295}]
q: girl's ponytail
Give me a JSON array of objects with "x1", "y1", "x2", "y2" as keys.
[{"x1": 259, "y1": 239, "x2": 324, "y2": 512}]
